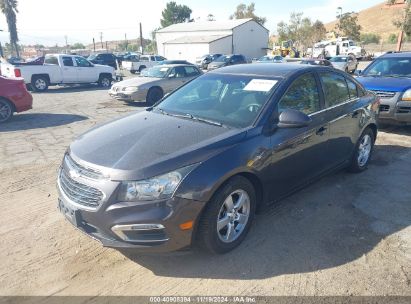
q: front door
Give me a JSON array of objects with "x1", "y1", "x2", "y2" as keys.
[
  {"x1": 75, "y1": 56, "x2": 96, "y2": 83},
  {"x1": 61, "y1": 56, "x2": 77, "y2": 83},
  {"x1": 268, "y1": 72, "x2": 330, "y2": 201}
]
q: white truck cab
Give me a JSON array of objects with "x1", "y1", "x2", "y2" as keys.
[
  {"x1": 313, "y1": 38, "x2": 364, "y2": 59},
  {"x1": 0, "y1": 54, "x2": 115, "y2": 91},
  {"x1": 122, "y1": 55, "x2": 166, "y2": 74}
]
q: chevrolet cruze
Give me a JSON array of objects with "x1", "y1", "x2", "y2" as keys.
[{"x1": 57, "y1": 64, "x2": 379, "y2": 254}]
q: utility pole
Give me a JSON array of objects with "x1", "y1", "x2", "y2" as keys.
[
  {"x1": 125, "y1": 33, "x2": 128, "y2": 51},
  {"x1": 106, "y1": 41, "x2": 108, "y2": 51},
  {"x1": 385, "y1": 0, "x2": 409, "y2": 51},
  {"x1": 100, "y1": 32, "x2": 103, "y2": 49},
  {"x1": 93, "y1": 38, "x2": 96, "y2": 52},
  {"x1": 139, "y1": 23, "x2": 144, "y2": 54},
  {"x1": 64, "y1": 35, "x2": 68, "y2": 53}
]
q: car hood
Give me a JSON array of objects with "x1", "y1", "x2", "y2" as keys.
[
  {"x1": 356, "y1": 76, "x2": 411, "y2": 92},
  {"x1": 114, "y1": 77, "x2": 161, "y2": 87},
  {"x1": 69, "y1": 111, "x2": 246, "y2": 180},
  {"x1": 209, "y1": 62, "x2": 226, "y2": 68}
]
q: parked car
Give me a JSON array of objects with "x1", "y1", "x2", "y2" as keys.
[
  {"x1": 329, "y1": 55, "x2": 357, "y2": 73},
  {"x1": 300, "y1": 58, "x2": 333, "y2": 67},
  {"x1": 0, "y1": 54, "x2": 115, "y2": 92},
  {"x1": 207, "y1": 54, "x2": 247, "y2": 71},
  {"x1": 356, "y1": 51, "x2": 411, "y2": 125},
  {"x1": 58, "y1": 63, "x2": 379, "y2": 254},
  {"x1": 0, "y1": 76, "x2": 33, "y2": 122},
  {"x1": 88, "y1": 53, "x2": 118, "y2": 70},
  {"x1": 109, "y1": 64, "x2": 202, "y2": 104},
  {"x1": 195, "y1": 54, "x2": 223, "y2": 69},
  {"x1": 158, "y1": 60, "x2": 194, "y2": 65},
  {"x1": 256, "y1": 55, "x2": 286, "y2": 63},
  {"x1": 122, "y1": 55, "x2": 166, "y2": 74},
  {"x1": 21, "y1": 56, "x2": 45, "y2": 65}
]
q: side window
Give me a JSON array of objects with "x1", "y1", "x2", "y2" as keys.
[
  {"x1": 346, "y1": 78, "x2": 358, "y2": 99},
  {"x1": 62, "y1": 57, "x2": 74, "y2": 67},
  {"x1": 140, "y1": 56, "x2": 149, "y2": 62},
  {"x1": 278, "y1": 73, "x2": 321, "y2": 115},
  {"x1": 150, "y1": 56, "x2": 155, "y2": 61},
  {"x1": 45, "y1": 56, "x2": 58, "y2": 65},
  {"x1": 75, "y1": 56, "x2": 91, "y2": 67},
  {"x1": 173, "y1": 66, "x2": 187, "y2": 78},
  {"x1": 320, "y1": 72, "x2": 350, "y2": 107},
  {"x1": 155, "y1": 56, "x2": 164, "y2": 61},
  {"x1": 184, "y1": 66, "x2": 200, "y2": 77}
]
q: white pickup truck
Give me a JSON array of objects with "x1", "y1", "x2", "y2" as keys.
[
  {"x1": 122, "y1": 55, "x2": 166, "y2": 74},
  {"x1": 0, "y1": 54, "x2": 115, "y2": 91}
]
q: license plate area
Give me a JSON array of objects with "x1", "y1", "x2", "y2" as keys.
[{"x1": 58, "y1": 199, "x2": 81, "y2": 227}]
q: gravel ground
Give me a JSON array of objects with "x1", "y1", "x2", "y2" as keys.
[{"x1": 0, "y1": 73, "x2": 410, "y2": 297}]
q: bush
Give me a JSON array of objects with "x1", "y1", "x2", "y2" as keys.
[
  {"x1": 387, "y1": 33, "x2": 398, "y2": 44},
  {"x1": 360, "y1": 33, "x2": 381, "y2": 44}
]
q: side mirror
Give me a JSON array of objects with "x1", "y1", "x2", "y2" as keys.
[{"x1": 278, "y1": 109, "x2": 312, "y2": 128}]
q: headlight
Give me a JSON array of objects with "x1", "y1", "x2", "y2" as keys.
[
  {"x1": 117, "y1": 165, "x2": 196, "y2": 202},
  {"x1": 401, "y1": 89, "x2": 411, "y2": 101},
  {"x1": 123, "y1": 86, "x2": 139, "y2": 92}
]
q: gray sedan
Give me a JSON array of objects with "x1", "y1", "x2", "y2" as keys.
[
  {"x1": 109, "y1": 64, "x2": 202, "y2": 104},
  {"x1": 330, "y1": 55, "x2": 358, "y2": 73}
]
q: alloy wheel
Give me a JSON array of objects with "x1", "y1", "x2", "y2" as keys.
[
  {"x1": 217, "y1": 189, "x2": 250, "y2": 243},
  {"x1": 358, "y1": 134, "x2": 372, "y2": 167},
  {"x1": 0, "y1": 100, "x2": 12, "y2": 122},
  {"x1": 35, "y1": 78, "x2": 47, "y2": 90}
]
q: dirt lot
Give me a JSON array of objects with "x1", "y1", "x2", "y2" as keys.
[{"x1": 0, "y1": 78, "x2": 410, "y2": 297}]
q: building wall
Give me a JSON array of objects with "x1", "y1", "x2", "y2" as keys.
[
  {"x1": 209, "y1": 36, "x2": 232, "y2": 55},
  {"x1": 156, "y1": 30, "x2": 232, "y2": 57},
  {"x1": 232, "y1": 21, "x2": 268, "y2": 60},
  {"x1": 163, "y1": 43, "x2": 210, "y2": 63}
]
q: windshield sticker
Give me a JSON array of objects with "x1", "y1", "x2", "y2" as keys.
[{"x1": 244, "y1": 79, "x2": 278, "y2": 92}]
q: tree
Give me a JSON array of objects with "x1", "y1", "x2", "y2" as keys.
[
  {"x1": 71, "y1": 42, "x2": 85, "y2": 49},
  {"x1": 230, "y1": 3, "x2": 266, "y2": 25},
  {"x1": 336, "y1": 12, "x2": 361, "y2": 41},
  {"x1": 311, "y1": 20, "x2": 326, "y2": 43},
  {"x1": 387, "y1": 33, "x2": 398, "y2": 43},
  {"x1": 0, "y1": 0, "x2": 19, "y2": 57},
  {"x1": 360, "y1": 33, "x2": 381, "y2": 44},
  {"x1": 160, "y1": 2, "x2": 192, "y2": 28}
]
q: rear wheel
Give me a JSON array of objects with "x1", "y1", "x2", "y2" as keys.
[
  {"x1": 31, "y1": 76, "x2": 49, "y2": 92},
  {"x1": 98, "y1": 75, "x2": 112, "y2": 88},
  {"x1": 146, "y1": 87, "x2": 163, "y2": 105},
  {"x1": 348, "y1": 128, "x2": 375, "y2": 173},
  {"x1": 0, "y1": 98, "x2": 14, "y2": 123},
  {"x1": 196, "y1": 176, "x2": 256, "y2": 254},
  {"x1": 138, "y1": 66, "x2": 146, "y2": 73}
]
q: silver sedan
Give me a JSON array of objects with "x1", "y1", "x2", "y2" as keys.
[
  {"x1": 329, "y1": 55, "x2": 358, "y2": 73},
  {"x1": 109, "y1": 64, "x2": 203, "y2": 104}
]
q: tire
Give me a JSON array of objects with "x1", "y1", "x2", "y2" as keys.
[
  {"x1": 196, "y1": 176, "x2": 256, "y2": 254},
  {"x1": 138, "y1": 66, "x2": 146, "y2": 73},
  {"x1": 31, "y1": 76, "x2": 49, "y2": 92},
  {"x1": 146, "y1": 87, "x2": 163, "y2": 105},
  {"x1": 348, "y1": 128, "x2": 375, "y2": 173},
  {"x1": 98, "y1": 75, "x2": 112, "y2": 88},
  {"x1": 0, "y1": 98, "x2": 14, "y2": 123}
]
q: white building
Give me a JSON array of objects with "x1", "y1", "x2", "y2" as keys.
[{"x1": 156, "y1": 19, "x2": 269, "y2": 64}]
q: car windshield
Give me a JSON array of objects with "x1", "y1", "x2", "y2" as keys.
[
  {"x1": 362, "y1": 57, "x2": 411, "y2": 78},
  {"x1": 258, "y1": 56, "x2": 272, "y2": 62},
  {"x1": 88, "y1": 54, "x2": 97, "y2": 60},
  {"x1": 330, "y1": 57, "x2": 347, "y2": 62},
  {"x1": 153, "y1": 73, "x2": 280, "y2": 128},
  {"x1": 215, "y1": 55, "x2": 230, "y2": 63},
  {"x1": 141, "y1": 66, "x2": 170, "y2": 78}
]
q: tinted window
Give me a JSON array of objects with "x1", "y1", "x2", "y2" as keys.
[
  {"x1": 62, "y1": 57, "x2": 74, "y2": 66},
  {"x1": 184, "y1": 66, "x2": 200, "y2": 77},
  {"x1": 150, "y1": 56, "x2": 155, "y2": 61},
  {"x1": 171, "y1": 66, "x2": 187, "y2": 78},
  {"x1": 320, "y1": 72, "x2": 350, "y2": 107},
  {"x1": 278, "y1": 73, "x2": 321, "y2": 115},
  {"x1": 45, "y1": 56, "x2": 58, "y2": 65},
  {"x1": 140, "y1": 56, "x2": 149, "y2": 62},
  {"x1": 346, "y1": 78, "x2": 358, "y2": 99},
  {"x1": 363, "y1": 57, "x2": 411, "y2": 77},
  {"x1": 75, "y1": 56, "x2": 91, "y2": 67}
]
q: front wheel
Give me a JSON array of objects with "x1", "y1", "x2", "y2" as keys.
[
  {"x1": 98, "y1": 75, "x2": 112, "y2": 88},
  {"x1": 348, "y1": 128, "x2": 375, "y2": 173},
  {"x1": 196, "y1": 176, "x2": 256, "y2": 254}
]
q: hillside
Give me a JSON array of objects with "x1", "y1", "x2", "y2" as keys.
[{"x1": 325, "y1": 1, "x2": 407, "y2": 40}]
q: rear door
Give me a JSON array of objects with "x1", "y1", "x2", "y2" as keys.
[
  {"x1": 318, "y1": 71, "x2": 362, "y2": 167},
  {"x1": 268, "y1": 72, "x2": 330, "y2": 200},
  {"x1": 61, "y1": 56, "x2": 77, "y2": 83},
  {"x1": 75, "y1": 56, "x2": 97, "y2": 82}
]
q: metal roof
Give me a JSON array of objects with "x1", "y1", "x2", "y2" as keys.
[
  {"x1": 157, "y1": 19, "x2": 253, "y2": 33},
  {"x1": 163, "y1": 34, "x2": 231, "y2": 44}
]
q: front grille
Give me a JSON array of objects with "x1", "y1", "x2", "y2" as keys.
[
  {"x1": 370, "y1": 90, "x2": 396, "y2": 99},
  {"x1": 59, "y1": 169, "x2": 104, "y2": 208},
  {"x1": 379, "y1": 105, "x2": 390, "y2": 112},
  {"x1": 397, "y1": 106, "x2": 411, "y2": 114},
  {"x1": 65, "y1": 154, "x2": 104, "y2": 180}
]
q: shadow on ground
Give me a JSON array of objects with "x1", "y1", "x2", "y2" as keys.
[
  {"x1": 0, "y1": 113, "x2": 88, "y2": 132},
  {"x1": 121, "y1": 144, "x2": 411, "y2": 280},
  {"x1": 31, "y1": 84, "x2": 108, "y2": 94}
]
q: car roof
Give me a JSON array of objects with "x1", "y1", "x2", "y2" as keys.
[
  {"x1": 210, "y1": 63, "x2": 321, "y2": 77},
  {"x1": 381, "y1": 51, "x2": 411, "y2": 58},
  {"x1": 154, "y1": 64, "x2": 193, "y2": 68}
]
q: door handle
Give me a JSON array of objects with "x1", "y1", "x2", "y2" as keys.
[{"x1": 316, "y1": 126, "x2": 327, "y2": 136}]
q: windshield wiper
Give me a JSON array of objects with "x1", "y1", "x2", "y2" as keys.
[
  {"x1": 156, "y1": 109, "x2": 224, "y2": 127},
  {"x1": 191, "y1": 115, "x2": 224, "y2": 127}
]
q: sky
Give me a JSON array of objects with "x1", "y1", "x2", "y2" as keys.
[{"x1": 0, "y1": 0, "x2": 384, "y2": 47}]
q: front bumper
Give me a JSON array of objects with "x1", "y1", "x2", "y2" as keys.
[
  {"x1": 108, "y1": 88, "x2": 147, "y2": 102},
  {"x1": 57, "y1": 174, "x2": 206, "y2": 252},
  {"x1": 377, "y1": 95, "x2": 411, "y2": 124}
]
